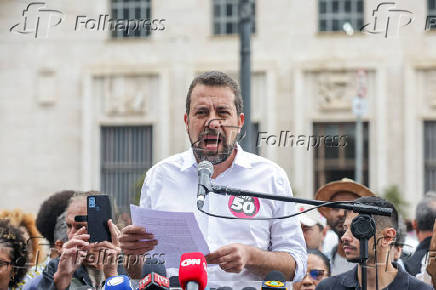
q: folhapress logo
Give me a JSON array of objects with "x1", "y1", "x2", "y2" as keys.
[
  {"x1": 360, "y1": 2, "x2": 413, "y2": 38},
  {"x1": 10, "y1": 2, "x2": 64, "y2": 38}
]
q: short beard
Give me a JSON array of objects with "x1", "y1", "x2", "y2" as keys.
[
  {"x1": 330, "y1": 217, "x2": 346, "y2": 238},
  {"x1": 190, "y1": 129, "x2": 238, "y2": 165}
]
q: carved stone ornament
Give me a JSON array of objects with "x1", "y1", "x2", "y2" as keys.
[
  {"x1": 316, "y1": 71, "x2": 357, "y2": 112},
  {"x1": 102, "y1": 76, "x2": 147, "y2": 116}
]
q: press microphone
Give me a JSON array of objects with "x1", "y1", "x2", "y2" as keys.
[
  {"x1": 179, "y1": 252, "x2": 208, "y2": 290},
  {"x1": 141, "y1": 258, "x2": 167, "y2": 277},
  {"x1": 138, "y1": 260, "x2": 169, "y2": 290},
  {"x1": 261, "y1": 270, "x2": 287, "y2": 290},
  {"x1": 138, "y1": 272, "x2": 170, "y2": 290},
  {"x1": 197, "y1": 161, "x2": 213, "y2": 210},
  {"x1": 103, "y1": 275, "x2": 134, "y2": 289},
  {"x1": 169, "y1": 276, "x2": 181, "y2": 288}
]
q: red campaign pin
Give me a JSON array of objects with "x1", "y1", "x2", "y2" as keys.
[{"x1": 228, "y1": 196, "x2": 260, "y2": 218}]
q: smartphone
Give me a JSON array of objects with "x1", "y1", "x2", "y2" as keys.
[{"x1": 87, "y1": 195, "x2": 112, "y2": 243}]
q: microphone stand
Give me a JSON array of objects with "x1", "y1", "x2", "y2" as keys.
[
  {"x1": 210, "y1": 184, "x2": 392, "y2": 216},
  {"x1": 349, "y1": 214, "x2": 377, "y2": 290},
  {"x1": 208, "y1": 184, "x2": 388, "y2": 290}
]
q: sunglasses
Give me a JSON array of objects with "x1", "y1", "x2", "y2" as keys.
[{"x1": 306, "y1": 269, "x2": 325, "y2": 281}]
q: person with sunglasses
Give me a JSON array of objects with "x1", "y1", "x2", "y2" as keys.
[
  {"x1": 293, "y1": 249, "x2": 330, "y2": 290},
  {"x1": 0, "y1": 219, "x2": 29, "y2": 290}
]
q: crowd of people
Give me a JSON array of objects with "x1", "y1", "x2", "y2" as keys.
[{"x1": 1, "y1": 71, "x2": 436, "y2": 289}]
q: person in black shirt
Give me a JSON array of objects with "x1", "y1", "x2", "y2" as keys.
[
  {"x1": 317, "y1": 196, "x2": 432, "y2": 290},
  {"x1": 404, "y1": 192, "x2": 436, "y2": 277}
]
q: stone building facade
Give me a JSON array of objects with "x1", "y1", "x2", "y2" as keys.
[{"x1": 1, "y1": 0, "x2": 436, "y2": 217}]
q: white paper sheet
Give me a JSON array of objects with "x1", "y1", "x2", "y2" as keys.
[{"x1": 130, "y1": 205, "x2": 210, "y2": 268}]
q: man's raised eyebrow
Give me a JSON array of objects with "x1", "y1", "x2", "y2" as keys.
[{"x1": 193, "y1": 105, "x2": 209, "y2": 110}]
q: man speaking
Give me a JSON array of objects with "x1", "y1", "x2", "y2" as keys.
[{"x1": 119, "y1": 71, "x2": 306, "y2": 281}]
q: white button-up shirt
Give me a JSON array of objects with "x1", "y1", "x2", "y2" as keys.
[{"x1": 140, "y1": 145, "x2": 307, "y2": 281}]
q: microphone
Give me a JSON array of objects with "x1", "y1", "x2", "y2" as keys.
[
  {"x1": 103, "y1": 275, "x2": 134, "y2": 290},
  {"x1": 179, "y1": 252, "x2": 208, "y2": 290},
  {"x1": 169, "y1": 276, "x2": 181, "y2": 288},
  {"x1": 138, "y1": 272, "x2": 170, "y2": 290},
  {"x1": 197, "y1": 161, "x2": 213, "y2": 210},
  {"x1": 141, "y1": 258, "x2": 167, "y2": 277},
  {"x1": 261, "y1": 270, "x2": 287, "y2": 290},
  {"x1": 138, "y1": 260, "x2": 169, "y2": 290}
]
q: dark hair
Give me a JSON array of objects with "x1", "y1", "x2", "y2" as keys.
[
  {"x1": 307, "y1": 249, "x2": 331, "y2": 276},
  {"x1": 67, "y1": 190, "x2": 102, "y2": 209},
  {"x1": 353, "y1": 196, "x2": 399, "y2": 233},
  {"x1": 416, "y1": 193, "x2": 436, "y2": 231},
  {"x1": 36, "y1": 190, "x2": 75, "y2": 245},
  {"x1": 185, "y1": 71, "x2": 243, "y2": 115},
  {"x1": 0, "y1": 219, "x2": 28, "y2": 288},
  {"x1": 393, "y1": 215, "x2": 406, "y2": 246}
]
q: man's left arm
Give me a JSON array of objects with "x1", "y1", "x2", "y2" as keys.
[
  {"x1": 207, "y1": 168, "x2": 307, "y2": 281},
  {"x1": 266, "y1": 168, "x2": 307, "y2": 281}
]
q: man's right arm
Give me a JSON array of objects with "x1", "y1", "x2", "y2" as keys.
[{"x1": 119, "y1": 225, "x2": 157, "y2": 279}]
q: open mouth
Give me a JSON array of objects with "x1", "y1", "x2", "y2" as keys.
[{"x1": 203, "y1": 135, "x2": 222, "y2": 149}]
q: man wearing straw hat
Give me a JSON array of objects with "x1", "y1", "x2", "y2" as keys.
[{"x1": 315, "y1": 178, "x2": 375, "y2": 275}]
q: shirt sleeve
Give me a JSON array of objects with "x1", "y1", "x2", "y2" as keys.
[
  {"x1": 140, "y1": 167, "x2": 155, "y2": 208},
  {"x1": 270, "y1": 167, "x2": 307, "y2": 282}
]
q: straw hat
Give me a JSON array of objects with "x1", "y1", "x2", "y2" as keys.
[{"x1": 315, "y1": 178, "x2": 375, "y2": 217}]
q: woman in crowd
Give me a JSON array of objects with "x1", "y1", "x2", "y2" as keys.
[
  {"x1": 0, "y1": 210, "x2": 43, "y2": 266},
  {"x1": 293, "y1": 249, "x2": 330, "y2": 290},
  {"x1": 0, "y1": 219, "x2": 29, "y2": 290},
  {"x1": 0, "y1": 210, "x2": 45, "y2": 289}
]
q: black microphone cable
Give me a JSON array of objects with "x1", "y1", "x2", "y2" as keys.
[{"x1": 198, "y1": 200, "x2": 356, "y2": 220}]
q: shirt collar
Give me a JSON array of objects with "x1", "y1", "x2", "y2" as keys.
[
  {"x1": 388, "y1": 265, "x2": 409, "y2": 289},
  {"x1": 181, "y1": 147, "x2": 197, "y2": 171},
  {"x1": 417, "y1": 236, "x2": 432, "y2": 250},
  {"x1": 339, "y1": 263, "x2": 407, "y2": 289},
  {"x1": 233, "y1": 143, "x2": 253, "y2": 169},
  {"x1": 339, "y1": 265, "x2": 360, "y2": 288},
  {"x1": 180, "y1": 143, "x2": 253, "y2": 171}
]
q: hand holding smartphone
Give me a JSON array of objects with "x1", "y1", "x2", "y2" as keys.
[{"x1": 87, "y1": 195, "x2": 112, "y2": 243}]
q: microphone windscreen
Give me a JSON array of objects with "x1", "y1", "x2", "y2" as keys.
[
  {"x1": 169, "y1": 276, "x2": 181, "y2": 287},
  {"x1": 262, "y1": 270, "x2": 287, "y2": 290},
  {"x1": 179, "y1": 252, "x2": 208, "y2": 290},
  {"x1": 142, "y1": 258, "x2": 167, "y2": 277},
  {"x1": 103, "y1": 275, "x2": 134, "y2": 289},
  {"x1": 138, "y1": 272, "x2": 170, "y2": 290},
  {"x1": 198, "y1": 161, "x2": 214, "y2": 175}
]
